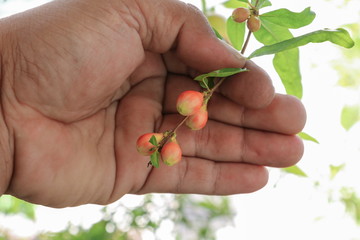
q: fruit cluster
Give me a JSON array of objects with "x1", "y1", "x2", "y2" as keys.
[
  {"x1": 136, "y1": 90, "x2": 208, "y2": 167},
  {"x1": 232, "y1": 7, "x2": 261, "y2": 32},
  {"x1": 177, "y1": 91, "x2": 208, "y2": 130}
]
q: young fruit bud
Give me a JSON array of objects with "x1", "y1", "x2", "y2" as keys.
[
  {"x1": 136, "y1": 133, "x2": 163, "y2": 156},
  {"x1": 161, "y1": 141, "x2": 182, "y2": 166},
  {"x1": 176, "y1": 91, "x2": 204, "y2": 116},
  {"x1": 186, "y1": 105, "x2": 208, "y2": 130},
  {"x1": 232, "y1": 7, "x2": 251, "y2": 23},
  {"x1": 247, "y1": 15, "x2": 261, "y2": 32}
]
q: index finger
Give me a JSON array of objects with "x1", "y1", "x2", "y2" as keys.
[{"x1": 218, "y1": 60, "x2": 275, "y2": 109}]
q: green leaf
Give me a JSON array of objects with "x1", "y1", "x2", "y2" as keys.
[
  {"x1": 150, "y1": 151, "x2": 160, "y2": 168},
  {"x1": 273, "y1": 50, "x2": 302, "y2": 98},
  {"x1": 199, "y1": 78, "x2": 215, "y2": 90},
  {"x1": 212, "y1": 27, "x2": 224, "y2": 40},
  {"x1": 149, "y1": 135, "x2": 158, "y2": 147},
  {"x1": 261, "y1": 7, "x2": 316, "y2": 29},
  {"x1": 341, "y1": 104, "x2": 360, "y2": 130},
  {"x1": 249, "y1": 28, "x2": 355, "y2": 59},
  {"x1": 253, "y1": 17, "x2": 294, "y2": 45},
  {"x1": 227, "y1": 16, "x2": 246, "y2": 50},
  {"x1": 194, "y1": 68, "x2": 248, "y2": 82},
  {"x1": 298, "y1": 132, "x2": 319, "y2": 144},
  {"x1": 251, "y1": 0, "x2": 271, "y2": 8},
  {"x1": 283, "y1": 165, "x2": 307, "y2": 177},
  {"x1": 253, "y1": 19, "x2": 303, "y2": 98},
  {"x1": 330, "y1": 164, "x2": 346, "y2": 180},
  {"x1": 222, "y1": 0, "x2": 248, "y2": 9}
]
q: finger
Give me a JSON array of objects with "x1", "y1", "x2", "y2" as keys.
[
  {"x1": 163, "y1": 75, "x2": 305, "y2": 135},
  {"x1": 134, "y1": 0, "x2": 246, "y2": 72},
  {"x1": 175, "y1": 4, "x2": 246, "y2": 72},
  {"x1": 207, "y1": 93, "x2": 306, "y2": 135},
  {"x1": 135, "y1": 158, "x2": 269, "y2": 195},
  {"x1": 159, "y1": 115, "x2": 304, "y2": 168},
  {"x1": 163, "y1": 62, "x2": 275, "y2": 115},
  {"x1": 218, "y1": 60, "x2": 275, "y2": 109}
]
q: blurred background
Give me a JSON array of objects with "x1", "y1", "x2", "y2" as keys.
[{"x1": 0, "y1": 0, "x2": 359, "y2": 239}]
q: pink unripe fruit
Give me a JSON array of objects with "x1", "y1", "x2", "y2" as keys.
[
  {"x1": 186, "y1": 106, "x2": 208, "y2": 130},
  {"x1": 247, "y1": 15, "x2": 261, "y2": 32},
  {"x1": 232, "y1": 7, "x2": 251, "y2": 23},
  {"x1": 176, "y1": 91, "x2": 204, "y2": 116},
  {"x1": 161, "y1": 141, "x2": 182, "y2": 166},
  {"x1": 136, "y1": 133, "x2": 163, "y2": 156}
]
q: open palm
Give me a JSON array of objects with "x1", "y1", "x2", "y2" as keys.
[{"x1": 1, "y1": 0, "x2": 305, "y2": 207}]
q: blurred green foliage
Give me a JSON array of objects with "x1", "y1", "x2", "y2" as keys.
[
  {"x1": 0, "y1": 195, "x2": 36, "y2": 220},
  {"x1": 38, "y1": 221, "x2": 128, "y2": 240},
  {"x1": 1, "y1": 194, "x2": 234, "y2": 239},
  {"x1": 341, "y1": 188, "x2": 360, "y2": 225},
  {"x1": 332, "y1": 23, "x2": 360, "y2": 131}
]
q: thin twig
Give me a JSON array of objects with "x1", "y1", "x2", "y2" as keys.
[
  {"x1": 241, "y1": 30, "x2": 252, "y2": 55},
  {"x1": 173, "y1": 116, "x2": 189, "y2": 133}
]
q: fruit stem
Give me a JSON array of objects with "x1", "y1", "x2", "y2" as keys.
[
  {"x1": 241, "y1": 30, "x2": 252, "y2": 55},
  {"x1": 158, "y1": 77, "x2": 227, "y2": 151},
  {"x1": 247, "y1": 0, "x2": 255, "y2": 8},
  {"x1": 210, "y1": 77, "x2": 226, "y2": 94},
  {"x1": 156, "y1": 116, "x2": 189, "y2": 151},
  {"x1": 173, "y1": 116, "x2": 190, "y2": 133}
]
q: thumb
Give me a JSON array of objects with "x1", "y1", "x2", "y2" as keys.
[
  {"x1": 176, "y1": 4, "x2": 246, "y2": 72},
  {"x1": 134, "y1": 0, "x2": 246, "y2": 72}
]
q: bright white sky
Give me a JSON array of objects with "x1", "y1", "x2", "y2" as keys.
[{"x1": 1, "y1": 0, "x2": 360, "y2": 239}]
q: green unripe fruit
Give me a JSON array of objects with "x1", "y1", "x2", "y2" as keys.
[
  {"x1": 247, "y1": 15, "x2": 261, "y2": 32},
  {"x1": 136, "y1": 133, "x2": 163, "y2": 156},
  {"x1": 176, "y1": 91, "x2": 204, "y2": 116},
  {"x1": 161, "y1": 141, "x2": 182, "y2": 166},
  {"x1": 232, "y1": 7, "x2": 251, "y2": 23},
  {"x1": 186, "y1": 106, "x2": 208, "y2": 130}
]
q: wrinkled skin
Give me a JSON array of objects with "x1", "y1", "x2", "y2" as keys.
[{"x1": 0, "y1": 0, "x2": 306, "y2": 207}]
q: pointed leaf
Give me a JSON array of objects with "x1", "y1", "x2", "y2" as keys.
[
  {"x1": 253, "y1": 19, "x2": 303, "y2": 98},
  {"x1": 261, "y1": 7, "x2": 316, "y2": 29},
  {"x1": 253, "y1": 17, "x2": 294, "y2": 45},
  {"x1": 298, "y1": 132, "x2": 319, "y2": 144},
  {"x1": 251, "y1": 0, "x2": 271, "y2": 8},
  {"x1": 227, "y1": 17, "x2": 246, "y2": 51},
  {"x1": 194, "y1": 68, "x2": 248, "y2": 82},
  {"x1": 150, "y1": 151, "x2": 160, "y2": 168},
  {"x1": 273, "y1": 50, "x2": 302, "y2": 98},
  {"x1": 222, "y1": 0, "x2": 248, "y2": 8},
  {"x1": 283, "y1": 165, "x2": 307, "y2": 177},
  {"x1": 341, "y1": 104, "x2": 360, "y2": 130},
  {"x1": 212, "y1": 27, "x2": 224, "y2": 40},
  {"x1": 149, "y1": 135, "x2": 158, "y2": 146},
  {"x1": 249, "y1": 28, "x2": 355, "y2": 59},
  {"x1": 330, "y1": 164, "x2": 346, "y2": 180}
]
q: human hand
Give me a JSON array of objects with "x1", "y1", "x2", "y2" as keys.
[{"x1": 0, "y1": 0, "x2": 305, "y2": 207}]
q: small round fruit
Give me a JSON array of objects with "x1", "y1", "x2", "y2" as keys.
[
  {"x1": 136, "y1": 133, "x2": 163, "y2": 156},
  {"x1": 186, "y1": 106, "x2": 208, "y2": 130},
  {"x1": 247, "y1": 15, "x2": 261, "y2": 32},
  {"x1": 232, "y1": 7, "x2": 251, "y2": 23},
  {"x1": 161, "y1": 141, "x2": 182, "y2": 166},
  {"x1": 176, "y1": 91, "x2": 204, "y2": 116}
]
